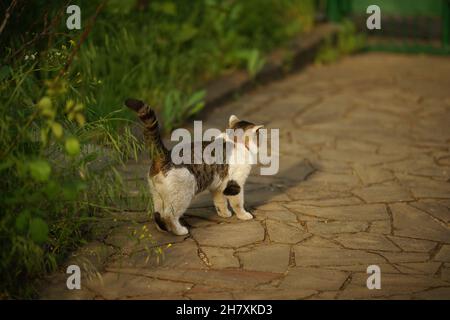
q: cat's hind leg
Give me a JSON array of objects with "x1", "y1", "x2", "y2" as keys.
[{"x1": 161, "y1": 168, "x2": 196, "y2": 235}]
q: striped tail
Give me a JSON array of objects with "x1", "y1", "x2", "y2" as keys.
[{"x1": 124, "y1": 98, "x2": 169, "y2": 170}]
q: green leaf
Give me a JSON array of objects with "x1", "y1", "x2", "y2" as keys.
[
  {"x1": 177, "y1": 24, "x2": 198, "y2": 43},
  {"x1": 186, "y1": 90, "x2": 206, "y2": 107},
  {"x1": 15, "y1": 211, "x2": 31, "y2": 233},
  {"x1": 65, "y1": 137, "x2": 80, "y2": 156},
  {"x1": 0, "y1": 65, "x2": 10, "y2": 82},
  {"x1": 29, "y1": 218, "x2": 49, "y2": 244},
  {"x1": 51, "y1": 122, "x2": 63, "y2": 138},
  {"x1": 37, "y1": 97, "x2": 52, "y2": 110},
  {"x1": 28, "y1": 160, "x2": 51, "y2": 182}
]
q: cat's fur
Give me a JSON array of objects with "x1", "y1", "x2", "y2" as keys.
[{"x1": 125, "y1": 98, "x2": 262, "y2": 235}]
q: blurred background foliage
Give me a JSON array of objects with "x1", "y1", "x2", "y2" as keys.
[{"x1": 0, "y1": 0, "x2": 316, "y2": 298}]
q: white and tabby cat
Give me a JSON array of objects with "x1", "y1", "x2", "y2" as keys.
[{"x1": 125, "y1": 98, "x2": 263, "y2": 235}]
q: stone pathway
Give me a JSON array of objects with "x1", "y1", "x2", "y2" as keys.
[{"x1": 41, "y1": 53, "x2": 450, "y2": 300}]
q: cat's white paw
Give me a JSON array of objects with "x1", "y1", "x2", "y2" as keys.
[
  {"x1": 237, "y1": 211, "x2": 253, "y2": 220},
  {"x1": 173, "y1": 226, "x2": 189, "y2": 236},
  {"x1": 217, "y1": 208, "x2": 232, "y2": 218}
]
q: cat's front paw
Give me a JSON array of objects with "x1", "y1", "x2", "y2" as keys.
[
  {"x1": 217, "y1": 209, "x2": 232, "y2": 218},
  {"x1": 237, "y1": 211, "x2": 253, "y2": 220},
  {"x1": 173, "y1": 225, "x2": 189, "y2": 236}
]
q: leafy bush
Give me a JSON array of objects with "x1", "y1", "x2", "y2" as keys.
[
  {"x1": 315, "y1": 19, "x2": 366, "y2": 64},
  {"x1": 0, "y1": 0, "x2": 315, "y2": 298}
]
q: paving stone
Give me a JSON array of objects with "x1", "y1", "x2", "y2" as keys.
[
  {"x1": 294, "y1": 245, "x2": 385, "y2": 267},
  {"x1": 387, "y1": 236, "x2": 436, "y2": 253},
  {"x1": 353, "y1": 164, "x2": 394, "y2": 185},
  {"x1": 253, "y1": 206, "x2": 298, "y2": 222},
  {"x1": 369, "y1": 220, "x2": 392, "y2": 234},
  {"x1": 191, "y1": 221, "x2": 265, "y2": 248},
  {"x1": 336, "y1": 139, "x2": 378, "y2": 153},
  {"x1": 308, "y1": 220, "x2": 369, "y2": 236},
  {"x1": 325, "y1": 263, "x2": 399, "y2": 274},
  {"x1": 335, "y1": 233, "x2": 400, "y2": 252},
  {"x1": 266, "y1": 219, "x2": 310, "y2": 244},
  {"x1": 111, "y1": 268, "x2": 282, "y2": 290},
  {"x1": 286, "y1": 204, "x2": 388, "y2": 221},
  {"x1": 339, "y1": 273, "x2": 447, "y2": 299},
  {"x1": 85, "y1": 272, "x2": 193, "y2": 299},
  {"x1": 107, "y1": 239, "x2": 205, "y2": 270},
  {"x1": 434, "y1": 245, "x2": 450, "y2": 262},
  {"x1": 299, "y1": 236, "x2": 341, "y2": 248},
  {"x1": 352, "y1": 184, "x2": 414, "y2": 203},
  {"x1": 292, "y1": 197, "x2": 363, "y2": 207},
  {"x1": 396, "y1": 174, "x2": 450, "y2": 199},
  {"x1": 413, "y1": 287, "x2": 450, "y2": 300},
  {"x1": 409, "y1": 200, "x2": 450, "y2": 223},
  {"x1": 391, "y1": 203, "x2": 450, "y2": 243},
  {"x1": 307, "y1": 172, "x2": 361, "y2": 187},
  {"x1": 237, "y1": 244, "x2": 291, "y2": 273},
  {"x1": 395, "y1": 262, "x2": 441, "y2": 275},
  {"x1": 380, "y1": 252, "x2": 430, "y2": 264},
  {"x1": 279, "y1": 267, "x2": 349, "y2": 291},
  {"x1": 309, "y1": 291, "x2": 338, "y2": 300},
  {"x1": 104, "y1": 222, "x2": 186, "y2": 254},
  {"x1": 201, "y1": 246, "x2": 240, "y2": 268}
]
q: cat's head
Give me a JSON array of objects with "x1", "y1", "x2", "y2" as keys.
[{"x1": 228, "y1": 115, "x2": 263, "y2": 151}]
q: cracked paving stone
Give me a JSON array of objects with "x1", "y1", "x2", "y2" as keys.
[
  {"x1": 391, "y1": 203, "x2": 450, "y2": 243},
  {"x1": 409, "y1": 200, "x2": 450, "y2": 224},
  {"x1": 107, "y1": 239, "x2": 205, "y2": 270},
  {"x1": 201, "y1": 246, "x2": 240, "y2": 268},
  {"x1": 237, "y1": 244, "x2": 290, "y2": 273},
  {"x1": 380, "y1": 251, "x2": 430, "y2": 263},
  {"x1": 334, "y1": 233, "x2": 400, "y2": 252},
  {"x1": 110, "y1": 268, "x2": 281, "y2": 290},
  {"x1": 395, "y1": 262, "x2": 441, "y2": 275},
  {"x1": 104, "y1": 222, "x2": 185, "y2": 254},
  {"x1": 413, "y1": 287, "x2": 450, "y2": 300},
  {"x1": 387, "y1": 236, "x2": 436, "y2": 253},
  {"x1": 294, "y1": 245, "x2": 385, "y2": 267},
  {"x1": 339, "y1": 273, "x2": 448, "y2": 299},
  {"x1": 369, "y1": 220, "x2": 391, "y2": 234},
  {"x1": 286, "y1": 204, "x2": 389, "y2": 221},
  {"x1": 308, "y1": 220, "x2": 369, "y2": 236},
  {"x1": 396, "y1": 173, "x2": 450, "y2": 199},
  {"x1": 85, "y1": 272, "x2": 193, "y2": 300},
  {"x1": 253, "y1": 206, "x2": 298, "y2": 223},
  {"x1": 434, "y1": 245, "x2": 450, "y2": 262},
  {"x1": 191, "y1": 221, "x2": 265, "y2": 247},
  {"x1": 279, "y1": 267, "x2": 349, "y2": 291},
  {"x1": 352, "y1": 183, "x2": 413, "y2": 203},
  {"x1": 353, "y1": 164, "x2": 394, "y2": 185},
  {"x1": 266, "y1": 219, "x2": 310, "y2": 244},
  {"x1": 291, "y1": 197, "x2": 363, "y2": 207}
]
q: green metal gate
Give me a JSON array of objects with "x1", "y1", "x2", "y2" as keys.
[{"x1": 323, "y1": 0, "x2": 450, "y2": 54}]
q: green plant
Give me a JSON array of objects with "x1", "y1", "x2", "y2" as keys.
[{"x1": 315, "y1": 19, "x2": 366, "y2": 64}]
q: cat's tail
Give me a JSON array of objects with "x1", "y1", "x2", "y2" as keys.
[{"x1": 124, "y1": 98, "x2": 169, "y2": 164}]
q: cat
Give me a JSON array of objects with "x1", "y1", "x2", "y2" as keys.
[{"x1": 124, "y1": 98, "x2": 263, "y2": 235}]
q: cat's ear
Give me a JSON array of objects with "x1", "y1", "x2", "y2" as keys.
[
  {"x1": 252, "y1": 125, "x2": 264, "y2": 132},
  {"x1": 229, "y1": 115, "x2": 239, "y2": 127}
]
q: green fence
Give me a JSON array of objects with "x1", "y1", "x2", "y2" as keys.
[{"x1": 323, "y1": 0, "x2": 450, "y2": 54}]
